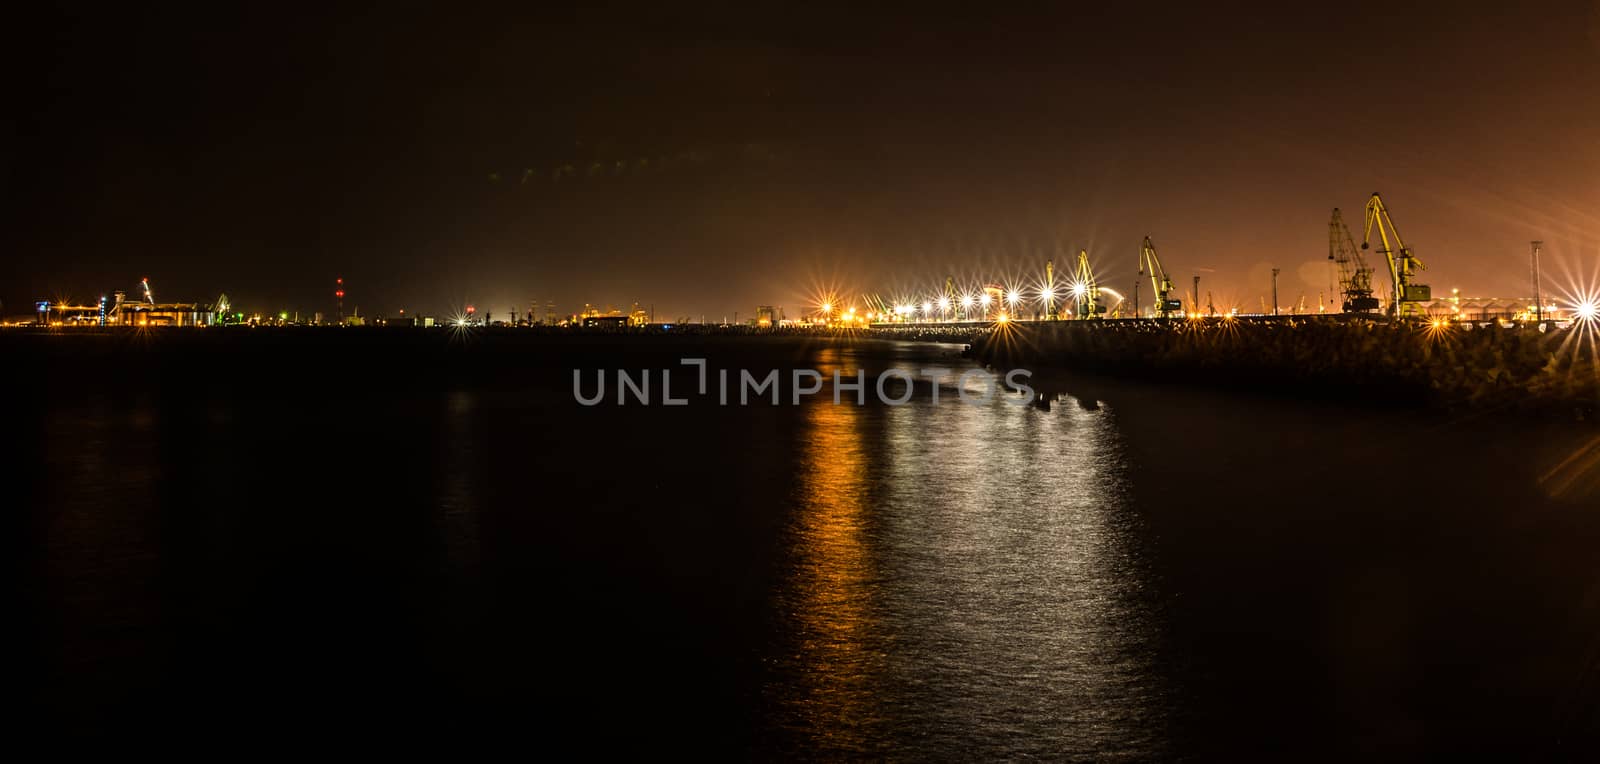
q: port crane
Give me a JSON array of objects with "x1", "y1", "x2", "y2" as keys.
[
  {"x1": 1044, "y1": 260, "x2": 1057, "y2": 319},
  {"x1": 1071, "y1": 249, "x2": 1106, "y2": 319},
  {"x1": 1361, "y1": 193, "x2": 1430, "y2": 318},
  {"x1": 1138, "y1": 236, "x2": 1184, "y2": 318},
  {"x1": 1329, "y1": 208, "x2": 1380, "y2": 313},
  {"x1": 140, "y1": 277, "x2": 155, "y2": 304}
]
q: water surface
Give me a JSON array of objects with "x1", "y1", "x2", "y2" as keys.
[{"x1": 8, "y1": 333, "x2": 1600, "y2": 756}]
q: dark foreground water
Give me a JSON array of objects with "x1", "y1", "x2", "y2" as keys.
[{"x1": 6, "y1": 331, "x2": 1600, "y2": 756}]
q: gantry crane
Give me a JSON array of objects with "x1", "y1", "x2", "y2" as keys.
[
  {"x1": 1328, "y1": 208, "x2": 1380, "y2": 313},
  {"x1": 1071, "y1": 249, "x2": 1105, "y2": 319},
  {"x1": 1138, "y1": 236, "x2": 1184, "y2": 318},
  {"x1": 1361, "y1": 193, "x2": 1430, "y2": 318}
]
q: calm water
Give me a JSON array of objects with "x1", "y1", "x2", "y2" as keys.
[{"x1": 8, "y1": 334, "x2": 1600, "y2": 756}]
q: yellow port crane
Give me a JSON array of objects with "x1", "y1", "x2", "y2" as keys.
[
  {"x1": 1044, "y1": 260, "x2": 1057, "y2": 319},
  {"x1": 1070, "y1": 249, "x2": 1106, "y2": 319},
  {"x1": 1328, "y1": 208, "x2": 1380, "y2": 313},
  {"x1": 1138, "y1": 236, "x2": 1184, "y2": 318},
  {"x1": 1361, "y1": 193, "x2": 1430, "y2": 319}
]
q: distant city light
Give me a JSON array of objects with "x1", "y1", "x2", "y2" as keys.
[
  {"x1": 1576, "y1": 300, "x2": 1600, "y2": 321},
  {"x1": 921, "y1": 301, "x2": 933, "y2": 314},
  {"x1": 959, "y1": 294, "x2": 974, "y2": 309},
  {"x1": 1006, "y1": 290, "x2": 1021, "y2": 306},
  {"x1": 937, "y1": 296, "x2": 950, "y2": 312},
  {"x1": 979, "y1": 293, "x2": 992, "y2": 308}
]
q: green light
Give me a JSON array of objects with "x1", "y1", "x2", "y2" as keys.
[{"x1": 279, "y1": 312, "x2": 288, "y2": 320}]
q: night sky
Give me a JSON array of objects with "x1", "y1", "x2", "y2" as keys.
[{"x1": 7, "y1": 2, "x2": 1600, "y2": 319}]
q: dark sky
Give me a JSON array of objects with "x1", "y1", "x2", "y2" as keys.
[{"x1": 7, "y1": 2, "x2": 1600, "y2": 319}]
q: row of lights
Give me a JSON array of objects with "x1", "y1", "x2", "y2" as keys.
[
  {"x1": 869, "y1": 284, "x2": 1093, "y2": 319},
  {"x1": 816, "y1": 281, "x2": 1102, "y2": 326}
]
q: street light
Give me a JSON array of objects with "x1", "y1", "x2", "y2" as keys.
[{"x1": 1576, "y1": 300, "x2": 1600, "y2": 322}]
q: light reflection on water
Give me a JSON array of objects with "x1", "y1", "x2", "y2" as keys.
[
  {"x1": 771, "y1": 359, "x2": 1171, "y2": 758},
  {"x1": 782, "y1": 379, "x2": 890, "y2": 751}
]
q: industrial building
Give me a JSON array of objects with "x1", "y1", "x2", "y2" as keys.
[
  {"x1": 755, "y1": 305, "x2": 784, "y2": 327},
  {"x1": 1416, "y1": 296, "x2": 1566, "y2": 322},
  {"x1": 30, "y1": 281, "x2": 220, "y2": 327},
  {"x1": 106, "y1": 281, "x2": 216, "y2": 326},
  {"x1": 110, "y1": 300, "x2": 215, "y2": 326}
]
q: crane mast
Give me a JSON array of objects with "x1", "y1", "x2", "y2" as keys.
[
  {"x1": 1328, "y1": 208, "x2": 1379, "y2": 313},
  {"x1": 1138, "y1": 236, "x2": 1184, "y2": 318},
  {"x1": 1361, "y1": 192, "x2": 1430, "y2": 318},
  {"x1": 1044, "y1": 260, "x2": 1056, "y2": 319}
]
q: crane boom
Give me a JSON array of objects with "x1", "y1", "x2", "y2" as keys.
[
  {"x1": 1328, "y1": 208, "x2": 1380, "y2": 313},
  {"x1": 1361, "y1": 192, "x2": 1429, "y2": 318},
  {"x1": 1138, "y1": 236, "x2": 1184, "y2": 318}
]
